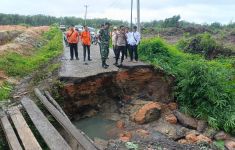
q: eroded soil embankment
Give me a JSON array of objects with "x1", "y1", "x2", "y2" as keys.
[
  {"x1": 60, "y1": 65, "x2": 221, "y2": 149},
  {"x1": 61, "y1": 66, "x2": 174, "y2": 117}
]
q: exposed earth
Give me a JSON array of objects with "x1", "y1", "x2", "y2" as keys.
[
  {"x1": 0, "y1": 25, "x2": 49, "y2": 86},
  {"x1": 0, "y1": 25, "x2": 235, "y2": 150}
]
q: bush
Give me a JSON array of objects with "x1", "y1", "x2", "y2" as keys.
[
  {"x1": 139, "y1": 37, "x2": 235, "y2": 134},
  {"x1": 177, "y1": 33, "x2": 233, "y2": 59}
]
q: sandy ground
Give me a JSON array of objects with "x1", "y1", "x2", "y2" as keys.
[{"x1": 0, "y1": 25, "x2": 50, "y2": 85}]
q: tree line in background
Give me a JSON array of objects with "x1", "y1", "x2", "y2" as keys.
[
  {"x1": 142, "y1": 15, "x2": 235, "y2": 29},
  {"x1": 1, "y1": 13, "x2": 235, "y2": 29},
  {"x1": 0, "y1": 13, "x2": 128, "y2": 28}
]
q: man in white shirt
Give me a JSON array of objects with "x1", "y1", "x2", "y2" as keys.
[{"x1": 127, "y1": 26, "x2": 141, "y2": 62}]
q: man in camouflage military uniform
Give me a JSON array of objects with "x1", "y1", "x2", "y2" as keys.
[{"x1": 99, "y1": 22, "x2": 110, "y2": 69}]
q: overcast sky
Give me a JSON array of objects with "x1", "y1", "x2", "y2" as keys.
[{"x1": 1, "y1": 0, "x2": 235, "y2": 24}]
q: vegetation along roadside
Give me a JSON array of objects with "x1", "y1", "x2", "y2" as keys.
[
  {"x1": 0, "y1": 26, "x2": 63, "y2": 102},
  {"x1": 139, "y1": 37, "x2": 235, "y2": 134}
]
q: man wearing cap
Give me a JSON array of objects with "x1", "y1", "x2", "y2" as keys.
[
  {"x1": 66, "y1": 25, "x2": 79, "y2": 60},
  {"x1": 99, "y1": 22, "x2": 110, "y2": 69}
]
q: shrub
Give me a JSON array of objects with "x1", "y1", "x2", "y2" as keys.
[
  {"x1": 139, "y1": 37, "x2": 235, "y2": 134},
  {"x1": 177, "y1": 33, "x2": 233, "y2": 59}
]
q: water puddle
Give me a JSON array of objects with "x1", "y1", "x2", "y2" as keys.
[{"x1": 73, "y1": 116, "x2": 119, "y2": 140}]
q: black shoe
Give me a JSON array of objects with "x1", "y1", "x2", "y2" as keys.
[
  {"x1": 113, "y1": 63, "x2": 118, "y2": 66},
  {"x1": 70, "y1": 58, "x2": 73, "y2": 60},
  {"x1": 102, "y1": 64, "x2": 108, "y2": 69},
  {"x1": 118, "y1": 63, "x2": 123, "y2": 67},
  {"x1": 88, "y1": 59, "x2": 92, "y2": 61},
  {"x1": 104, "y1": 63, "x2": 109, "y2": 67},
  {"x1": 102, "y1": 61, "x2": 108, "y2": 69},
  {"x1": 76, "y1": 58, "x2": 79, "y2": 60}
]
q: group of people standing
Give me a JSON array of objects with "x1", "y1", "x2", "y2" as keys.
[
  {"x1": 65, "y1": 25, "x2": 92, "y2": 62},
  {"x1": 65, "y1": 22, "x2": 141, "y2": 69},
  {"x1": 112, "y1": 25, "x2": 141, "y2": 66}
]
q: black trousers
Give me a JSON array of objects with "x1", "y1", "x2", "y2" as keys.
[
  {"x1": 124, "y1": 44, "x2": 129, "y2": 58},
  {"x1": 116, "y1": 46, "x2": 126, "y2": 63},
  {"x1": 113, "y1": 45, "x2": 117, "y2": 57},
  {"x1": 83, "y1": 45, "x2": 91, "y2": 61},
  {"x1": 129, "y1": 45, "x2": 138, "y2": 61},
  {"x1": 69, "y1": 43, "x2": 78, "y2": 59}
]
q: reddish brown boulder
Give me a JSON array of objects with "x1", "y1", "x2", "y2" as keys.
[
  {"x1": 225, "y1": 140, "x2": 235, "y2": 150},
  {"x1": 186, "y1": 133, "x2": 198, "y2": 143},
  {"x1": 165, "y1": 114, "x2": 177, "y2": 124},
  {"x1": 119, "y1": 132, "x2": 132, "y2": 142},
  {"x1": 185, "y1": 133, "x2": 212, "y2": 144},
  {"x1": 133, "y1": 102, "x2": 161, "y2": 124},
  {"x1": 197, "y1": 134, "x2": 212, "y2": 143}
]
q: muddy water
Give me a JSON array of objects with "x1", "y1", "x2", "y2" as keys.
[{"x1": 73, "y1": 116, "x2": 119, "y2": 140}]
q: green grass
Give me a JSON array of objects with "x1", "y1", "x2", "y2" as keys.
[
  {"x1": 0, "y1": 82, "x2": 13, "y2": 101},
  {"x1": 139, "y1": 37, "x2": 235, "y2": 134},
  {"x1": 0, "y1": 26, "x2": 63, "y2": 101}
]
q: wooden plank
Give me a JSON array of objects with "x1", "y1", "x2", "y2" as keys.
[
  {"x1": 44, "y1": 91, "x2": 69, "y2": 120},
  {"x1": 21, "y1": 97, "x2": 71, "y2": 150},
  {"x1": 34, "y1": 88, "x2": 98, "y2": 150},
  {"x1": 8, "y1": 106, "x2": 42, "y2": 150},
  {"x1": 0, "y1": 111, "x2": 23, "y2": 150}
]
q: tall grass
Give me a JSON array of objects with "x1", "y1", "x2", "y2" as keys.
[
  {"x1": 139, "y1": 38, "x2": 235, "y2": 134},
  {"x1": 0, "y1": 26, "x2": 63, "y2": 101}
]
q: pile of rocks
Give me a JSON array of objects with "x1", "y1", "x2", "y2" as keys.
[{"x1": 116, "y1": 98, "x2": 235, "y2": 150}]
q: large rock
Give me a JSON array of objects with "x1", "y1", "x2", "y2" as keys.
[
  {"x1": 225, "y1": 140, "x2": 235, "y2": 150},
  {"x1": 119, "y1": 132, "x2": 132, "y2": 142},
  {"x1": 133, "y1": 102, "x2": 161, "y2": 124},
  {"x1": 196, "y1": 134, "x2": 212, "y2": 143},
  {"x1": 197, "y1": 120, "x2": 207, "y2": 132},
  {"x1": 214, "y1": 131, "x2": 231, "y2": 141},
  {"x1": 185, "y1": 133, "x2": 198, "y2": 143},
  {"x1": 165, "y1": 114, "x2": 177, "y2": 124},
  {"x1": 184, "y1": 133, "x2": 212, "y2": 144},
  {"x1": 173, "y1": 111, "x2": 198, "y2": 129},
  {"x1": 154, "y1": 120, "x2": 190, "y2": 140}
]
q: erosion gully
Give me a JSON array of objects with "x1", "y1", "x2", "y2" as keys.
[{"x1": 59, "y1": 65, "x2": 202, "y2": 150}]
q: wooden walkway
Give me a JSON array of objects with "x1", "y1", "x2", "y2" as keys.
[{"x1": 0, "y1": 88, "x2": 98, "y2": 150}]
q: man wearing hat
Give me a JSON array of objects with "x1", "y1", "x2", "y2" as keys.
[{"x1": 99, "y1": 22, "x2": 111, "y2": 69}]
